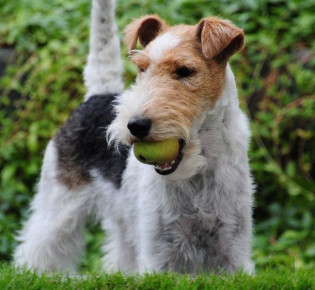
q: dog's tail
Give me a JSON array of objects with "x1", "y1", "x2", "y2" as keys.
[{"x1": 83, "y1": 0, "x2": 124, "y2": 100}]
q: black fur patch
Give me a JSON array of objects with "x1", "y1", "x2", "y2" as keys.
[{"x1": 54, "y1": 94, "x2": 129, "y2": 189}]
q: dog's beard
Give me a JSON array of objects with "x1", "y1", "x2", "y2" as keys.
[{"x1": 159, "y1": 137, "x2": 208, "y2": 181}]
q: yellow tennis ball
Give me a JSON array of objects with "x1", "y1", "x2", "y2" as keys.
[{"x1": 133, "y1": 139, "x2": 179, "y2": 165}]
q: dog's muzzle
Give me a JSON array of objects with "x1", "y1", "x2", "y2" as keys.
[{"x1": 127, "y1": 117, "x2": 152, "y2": 139}]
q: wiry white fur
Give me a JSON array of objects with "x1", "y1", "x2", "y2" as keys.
[
  {"x1": 148, "y1": 32, "x2": 181, "y2": 62},
  {"x1": 14, "y1": 142, "x2": 125, "y2": 273},
  {"x1": 107, "y1": 65, "x2": 255, "y2": 273},
  {"x1": 14, "y1": 141, "x2": 93, "y2": 273},
  {"x1": 14, "y1": 0, "x2": 254, "y2": 275},
  {"x1": 83, "y1": 0, "x2": 123, "y2": 100}
]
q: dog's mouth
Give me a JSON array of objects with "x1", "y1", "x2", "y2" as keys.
[{"x1": 154, "y1": 139, "x2": 185, "y2": 175}]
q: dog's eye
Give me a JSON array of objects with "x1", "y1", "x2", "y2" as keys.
[
  {"x1": 138, "y1": 66, "x2": 146, "y2": 73},
  {"x1": 174, "y1": 66, "x2": 195, "y2": 79}
]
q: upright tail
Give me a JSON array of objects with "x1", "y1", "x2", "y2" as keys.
[{"x1": 83, "y1": 0, "x2": 124, "y2": 100}]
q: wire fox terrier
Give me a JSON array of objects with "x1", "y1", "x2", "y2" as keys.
[{"x1": 14, "y1": 0, "x2": 254, "y2": 275}]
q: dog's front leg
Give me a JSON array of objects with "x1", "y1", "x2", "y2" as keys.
[
  {"x1": 216, "y1": 208, "x2": 255, "y2": 274},
  {"x1": 135, "y1": 187, "x2": 170, "y2": 274}
]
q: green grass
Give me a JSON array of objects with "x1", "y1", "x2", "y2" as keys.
[{"x1": 1, "y1": 263, "x2": 314, "y2": 290}]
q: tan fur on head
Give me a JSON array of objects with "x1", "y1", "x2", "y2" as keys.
[
  {"x1": 196, "y1": 17, "x2": 244, "y2": 61},
  {"x1": 109, "y1": 15, "x2": 245, "y2": 146},
  {"x1": 126, "y1": 24, "x2": 227, "y2": 142},
  {"x1": 124, "y1": 15, "x2": 169, "y2": 50}
]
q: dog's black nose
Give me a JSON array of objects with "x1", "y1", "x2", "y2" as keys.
[{"x1": 127, "y1": 117, "x2": 152, "y2": 138}]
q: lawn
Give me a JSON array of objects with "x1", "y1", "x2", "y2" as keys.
[{"x1": 1, "y1": 263, "x2": 315, "y2": 289}]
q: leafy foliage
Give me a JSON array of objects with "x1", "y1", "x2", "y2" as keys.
[{"x1": 0, "y1": 0, "x2": 314, "y2": 272}]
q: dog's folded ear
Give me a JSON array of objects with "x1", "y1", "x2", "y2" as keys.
[
  {"x1": 124, "y1": 15, "x2": 169, "y2": 51},
  {"x1": 196, "y1": 17, "x2": 244, "y2": 62}
]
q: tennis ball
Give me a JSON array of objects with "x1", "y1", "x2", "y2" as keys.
[{"x1": 133, "y1": 139, "x2": 179, "y2": 165}]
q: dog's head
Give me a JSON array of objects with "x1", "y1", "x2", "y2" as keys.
[{"x1": 108, "y1": 15, "x2": 244, "y2": 180}]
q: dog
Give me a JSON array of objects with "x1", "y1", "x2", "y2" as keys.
[{"x1": 14, "y1": 0, "x2": 255, "y2": 275}]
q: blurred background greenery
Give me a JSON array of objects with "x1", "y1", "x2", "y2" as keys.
[{"x1": 0, "y1": 0, "x2": 314, "y2": 273}]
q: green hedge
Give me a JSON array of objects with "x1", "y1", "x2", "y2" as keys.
[{"x1": 0, "y1": 0, "x2": 314, "y2": 272}]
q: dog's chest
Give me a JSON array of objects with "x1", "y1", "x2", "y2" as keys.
[
  {"x1": 157, "y1": 174, "x2": 222, "y2": 270},
  {"x1": 160, "y1": 210, "x2": 219, "y2": 248}
]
